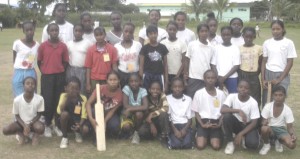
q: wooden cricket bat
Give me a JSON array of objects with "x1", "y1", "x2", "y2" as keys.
[
  {"x1": 95, "y1": 84, "x2": 106, "y2": 151},
  {"x1": 267, "y1": 81, "x2": 272, "y2": 103}
]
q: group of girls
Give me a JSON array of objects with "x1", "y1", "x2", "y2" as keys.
[{"x1": 5, "y1": 2, "x2": 297, "y2": 156}]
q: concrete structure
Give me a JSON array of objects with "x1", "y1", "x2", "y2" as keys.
[{"x1": 136, "y1": 2, "x2": 252, "y2": 22}]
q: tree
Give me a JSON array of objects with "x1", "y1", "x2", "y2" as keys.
[
  {"x1": 271, "y1": 0, "x2": 293, "y2": 19},
  {"x1": 250, "y1": 0, "x2": 269, "y2": 20},
  {"x1": 21, "y1": 0, "x2": 55, "y2": 16},
  {"x1": 212, "y1": 0, "x2": 235, "y2": 21},
  {"x1": 188, "y1": 0, "x2": 211, "y2": 21}
]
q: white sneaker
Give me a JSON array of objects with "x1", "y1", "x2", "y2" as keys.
[
  {"x1": 275, "y1": 140, "x2": 283, "y2": 152},
  {"x1": 131, "y1": 131, "x2": 140, "y2": 144},
  {"x1": 259, "y1": 143, "x2": 271, "y2": 155},
  {"x1": 60, "y1": 137, "x2": 68, "y2": 148},
  {"x1": 39, "y1": 115, "x2": 45, "y2": 124},
  {"x1": 44, "y1": 126, "x2": 52, "y2": 137},
  {"x1": 75, "y1": 132, "x2": 83, "y2": 143},
  {"x1": 53, "y1": 126, "x2": 63, "y2": 137},
  {"x1": 224, "y1": 142, "x2": 235, "y2": 155}
]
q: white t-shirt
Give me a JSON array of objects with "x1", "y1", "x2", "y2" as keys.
[
  {"x1": 83, "y1": 32, "x2": 96, "y2": 43},
  {"x1": 186, "y1": 40, "x2": 215, "y2": 80},
  {"x1": 261, "y1": 102, "x2": 294, "y2": 127},
  {"x1": 223, "y1": 93, "x2": 260, "y2": 123},
  {"x1": 41, "y1": 21, "x2": 74, "y2": 43},
  {"x1": 67, "y1": 39, "x2": 93, "y2": 67},
  {"x1": 106, "y1": 30, "x2": 123, "y2": 45},
  {"x1": 231, "y1": 36, "x2": 245, "y2": 47},
  {"x1": 138, "y1": 27, "x2": 167, "y2": 44},
  {"x1": 13, "y1": 94, "x2": 44, "y2": 124},
  {"x1": 161, "y1": 39, "x2": 187, "y2": 75},
  {"x1": 263, "y1": 37, "x2": 297, "y2": 72},
  {"x1": 209, "y1": 34, "x2": 223, "y2": 46},
  {"x1": 212, "y1": 44, "x2": 240, "y2": 78},
  {"x1": 176, "y1": 28, "x2": 196, "y2": 46},
  {"x1": 167, "y1": 94, "x2": 193, "y2": 124},
  {"x1": 115, "y1": 41, "x2": 142, "y2": 73},
  {"x1": 13, "y1": 39, "x2": 40, "y2": 69},
  {"x1": 192, "y1": 88, "x2": 226, "y2": 120}
]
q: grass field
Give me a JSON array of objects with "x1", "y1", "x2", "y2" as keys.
[{"x1": 0, "y1": 26, "x2": 300, "y2": 159}]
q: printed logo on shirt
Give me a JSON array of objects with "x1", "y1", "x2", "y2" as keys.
[
  {"x1": 148, "y1": 50, "x2": 162, "y2": 61},
  {"x1": 121, "y1": 53, "x2": 138, "y2": 61},
  {"x1": 102, "y1": 95, "x2": 119, "y2": 111},
  {"x1": 21, "y1": 53, "x2": 35, "y2": 68}
]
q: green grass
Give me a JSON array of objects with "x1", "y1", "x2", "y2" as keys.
[{"x1": 0, "y1": 25, "x2": 300, "y2": 159}]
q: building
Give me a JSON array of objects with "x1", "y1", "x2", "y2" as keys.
[{"x1": 136, "y1": 2, "x2": 252, "y2": 22}]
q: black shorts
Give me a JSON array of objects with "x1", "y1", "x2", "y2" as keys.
[{"x1": 196, "y1": 119, "x2": 222, "y2": 139}]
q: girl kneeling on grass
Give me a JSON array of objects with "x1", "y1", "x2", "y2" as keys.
[
  {"x1": 138, "y1": 80, "x2": 169, "y2": 146},
  {"x1": 57, "y1": 76, "x2": 90, "y2": 149},
  {"x1": 192, "y1": 70, "x2": 226, "y2": 150},
  {"x1": 259, "y1": 85, "x2": 296, "y2": 155},
  {"x1": 3, "y1": 77, "x2": 44, "y2": 146},
  {"x1": 86, "y1": 71, "x2": 123, "y2": 141},
  {"x1": 121, "y1": 73, "x2": 148, "y2": 144},
  {"x1": 167, "y1": 77, "x2": 193, "y2": 149}
]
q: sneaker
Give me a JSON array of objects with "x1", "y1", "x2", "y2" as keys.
[
  {"x1": 44, "y1": 126, "x2": 52, "y2": 137},
  {"x1": 39, "y1": 115, "x2": 45, "y2": 124},
  {"x1": 224, "y1": 142, "x2": 235, "y2": 155},
  {"x1": 275, "y1": 140, "x2": 283, "y2": 152},
  {"x1": 259, "y1": 143, "x2": 271, "y2": 155},
  {"x1": 75, "y1": 132, "x2": 83, "y2": 143},
  {"x1": 131, "y1": 131, "x2": 140, "y2": 144},
  {"x1": 60, "y1": 137, "x2": 68, "y2": 148},
  {"x1": 53, "y1": 126, "x2": 63, "y2": 137},
  {"x1": 16, "y1": 133, "x2": 25, "y2": 145}
]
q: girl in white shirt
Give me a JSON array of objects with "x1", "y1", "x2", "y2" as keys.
[
  {"x1": 41, "y1": 3, "x2": 73, "y2": 43},
  {"x1": 12, "y1": 21, "x2": 39, "y2": 97},
  {"x1": 167, "y1": 77, "x2": 193, "y2": 149},
  {"x1": 173, "y1": 11, "x2": 196, "y2": 46},
  {"x1": 207, "y1": 18, "x2": 222, "y2": 46},
  {"x1": 261, "y1": 20, "x2": 297, "y2": 106},
  {"x1": 192, "y1": 70, "x2": 226, "y2": 150},
  {"x1": 211, "y1": 26, "x2": 240, "y2": 94},
  {"x1": 115, "y1": 22, "x2": 142, "y2": 88},
  {"x1": 138, "y1": 9, "x2": 167, "y2": 45},
  {"x1": 80, "y1": 12, "x2": 96, "y2": 43},
  {"x1": 260, "y1": 85, "x2": 296, "y2": 155},
  {"x1": 230, "y1": 18, "x2": 244, "y2": 47}
]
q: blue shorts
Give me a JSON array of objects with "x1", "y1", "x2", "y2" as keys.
[
  {"x1": 143, "y1": 72, "x2": 164, "y2": 91},
  {"x1": 271, "y1": 126, "x2": 289, "y2": 139},
  {"x1": 12, "y1": 68, "x2": 36, "y2": 97},
  {"x1": 225, "y1": 77, "x2": 238, "y2": 93}
]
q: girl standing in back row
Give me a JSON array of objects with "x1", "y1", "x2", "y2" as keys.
[
  {"x1": 12, "y1": 21, "x2": 39, "y2": 97},
  {"x1": 261, "y1": 20, "x2": 297, "y2": 106},
  {"x1": 41, "y1": 3, "x2": 73, "y2": 43}
]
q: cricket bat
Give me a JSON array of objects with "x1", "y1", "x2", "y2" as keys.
[
  {"x1": 95, "y1": 84, "x2": 106, "y2": 151},
  {"x1": 267, "y1": 81, "x2": 272, "y2": 103}
]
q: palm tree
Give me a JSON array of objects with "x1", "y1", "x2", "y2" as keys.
[
  {"x1": 271, "y1": 0, "x2": 293, "y2": 20},
  {"x1": 188, "y1": 0, "x2": 211, "y2": 21},
  {"x1": 212, "y1": 0, "x2": 235, "y2": 21}
]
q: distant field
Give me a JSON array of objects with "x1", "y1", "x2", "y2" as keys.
[{"x1": 0, "y1": 25, "x2": 299, "y2": 159}]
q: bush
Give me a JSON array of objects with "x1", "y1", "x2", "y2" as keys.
[{"x1": 0, "y1": 7, "x2": 17, "y2": 28}]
